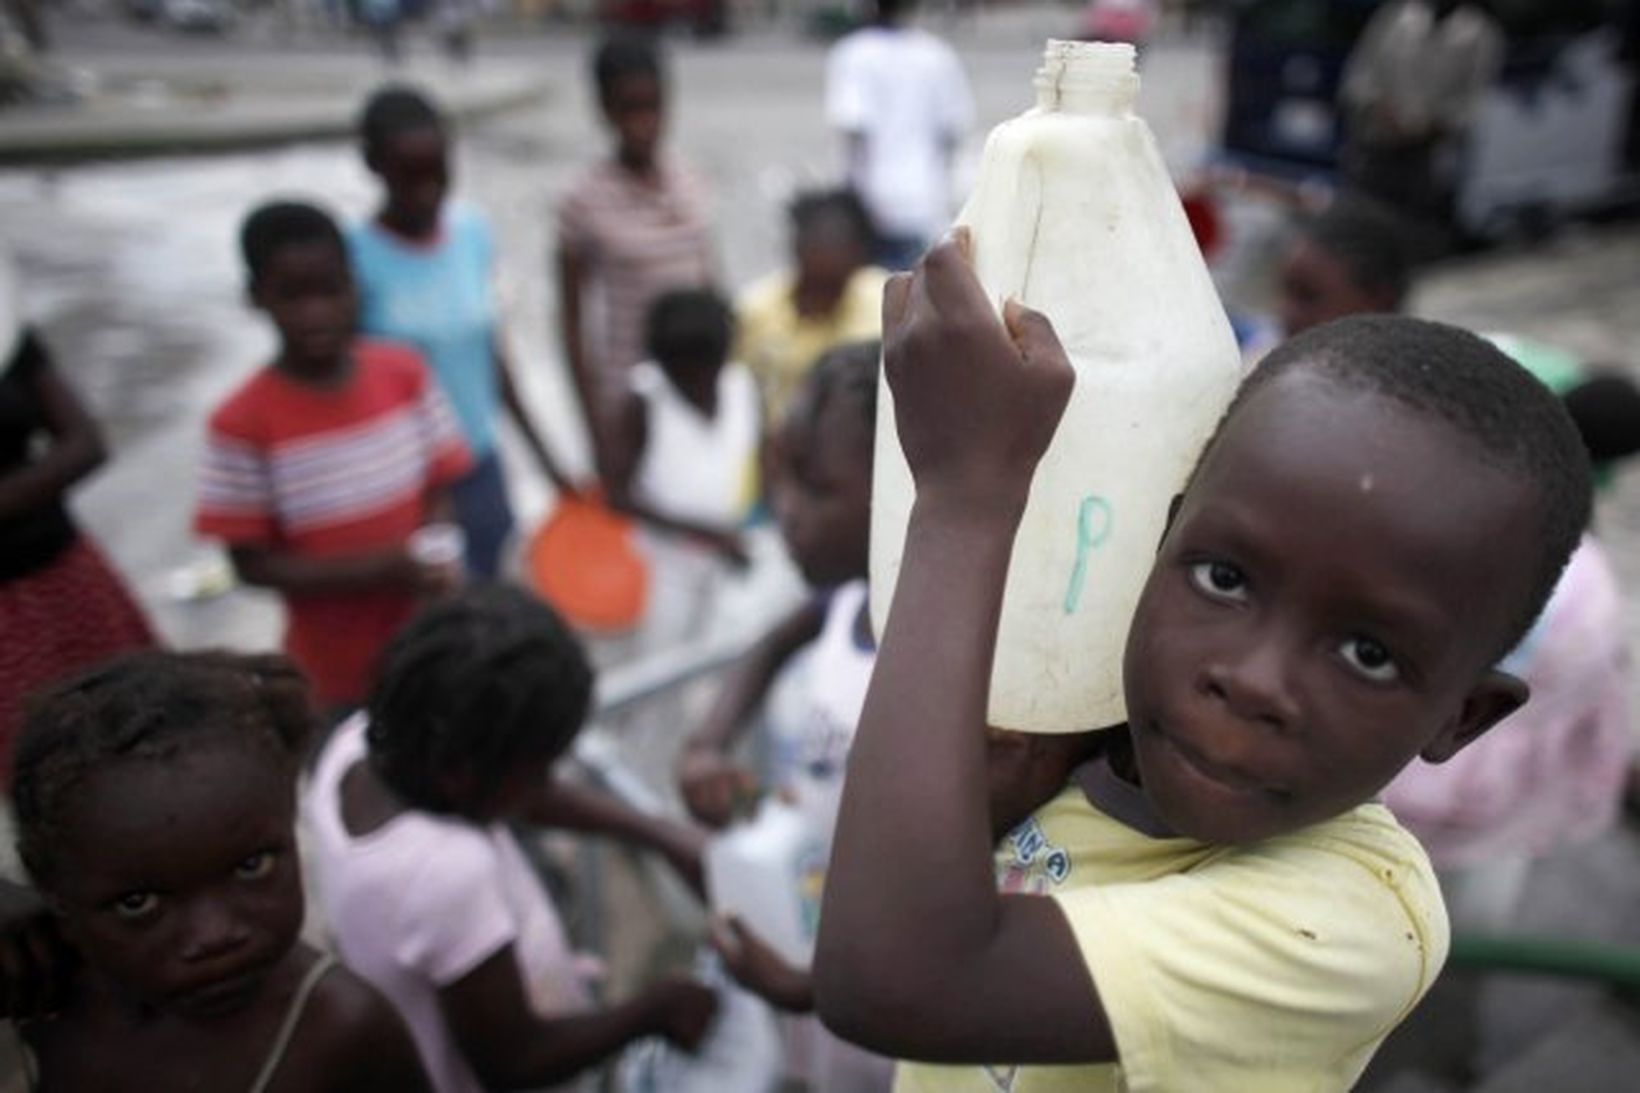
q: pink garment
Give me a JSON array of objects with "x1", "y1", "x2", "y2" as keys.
[
  {"x1": 1385, "y1": 536, "x2": 1633, "y2": 869},
  {"x1": 303, "y1": 716, "x2": 596, "y2": 1093}
]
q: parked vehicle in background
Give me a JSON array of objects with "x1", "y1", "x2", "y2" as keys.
[{"x1": 1217, "y1": 0, "x2": 1639, "y2": 238}]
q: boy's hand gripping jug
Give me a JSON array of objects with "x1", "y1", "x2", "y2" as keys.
[{"x1": 870, "y1": 41, "x2": 1242, "y2": 734}]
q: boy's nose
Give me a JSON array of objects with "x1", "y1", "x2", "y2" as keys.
[{"x1": 1200, "y1": 639, "x2": 1300, "y2": 733}]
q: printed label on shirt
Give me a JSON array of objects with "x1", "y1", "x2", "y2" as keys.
[{"x1": 997, "y1": 818, "x2": 1072, "y2": 895}]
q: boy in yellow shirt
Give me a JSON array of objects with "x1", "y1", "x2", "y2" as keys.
[{"x1": 813, "y1": 233, "x2": 1590, "y2": 1091}]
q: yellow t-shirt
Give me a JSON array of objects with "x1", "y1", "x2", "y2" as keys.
[
  {"x1": 896, "y1": 779, "x2": 1448, "y2": 1093},
  {"x1": 735, "y1": 265, "x2": 890, "y2": 423}
]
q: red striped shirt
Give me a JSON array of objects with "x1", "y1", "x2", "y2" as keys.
[{"x1": 196, "y1": 340, "x2": 471, "y2": 706}]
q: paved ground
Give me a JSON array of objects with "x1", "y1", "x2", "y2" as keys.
[{"x1": 4, "y1": 8, "x2": 1640, "y2": 1088}]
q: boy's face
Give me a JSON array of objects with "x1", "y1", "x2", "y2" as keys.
[
  {"x1": 252, "y1": 240, "x2": 356, "y2": 370},
  {"x1": 1122, "y1": 367, "x2": 1535, "y2": 844},
  {"x1": 1277, "y1": 239, "x2": 1393, "y2": 338},
  {"x1": 371, "y1": 126, "x2": 450, "y2": 238},
  {"x1": 773, "y1": 386, "x2": 872, "y2": 587},
  {"x1": 795, "y1": 213, "x2": 868, "y2": 290},
  {"x1": 602, "y1": 72, "x2": 664, "y2": 166}
]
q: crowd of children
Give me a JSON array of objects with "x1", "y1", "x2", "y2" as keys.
[{"x1": 0, "y1": 24, "x2": 1636, "y2": 1093}]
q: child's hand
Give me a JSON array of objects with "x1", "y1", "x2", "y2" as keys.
[
  {"x1": 0, "y1": 882, "x2": 73, "y2": 1020},
  {"x1": 705, "y1": 530, "x2": 751, "y2": 570},
  {"x1": 646, "y1": 977, "x2": 719, "y2": 1052},
  {"x1": 883, "y1": 229, "x2": 1075, "y2": 518},
  {"x1": 709, "y1": 915, "x2": 814, "y2": 1014},
  {"x1": 676, "y1": 745, "x2": 759, "y2": 829}
]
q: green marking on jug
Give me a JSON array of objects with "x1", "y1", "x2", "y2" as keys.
[{"x1": 1063, "y1": 495, "x2": 1114, "y2": 615}]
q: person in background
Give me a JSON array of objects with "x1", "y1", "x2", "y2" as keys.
[
  {"x1": 197, "y1": 201, "x2": 470, "y2": 718},
  {"x1": 736, "y1": 190, "x2": 889, "y2": 426},
  {"x1": 557, "y1": 35, "x2": 716, "y2": 477},
  {"x1": 0, "y1": 253, "x2": 153, "y2": 780},
  {"x1": 350, "y1": 86, "x2": 575, "y2": 581},
  {"x1": 10, "y1": 651, "x2": 432, "y2": 1090},
  {"x1": 1340, "y1": 0, "x2": 1505, "y2": 232},
  {"x1": 605, "y1": 288, "x2": 759, "y2": 652},
  {"x1": 825, "y1": 0, "x2": 972, "y2": 270},
  {"x1": 303, "y1": 587, "x2": 717, "y2": 1093}
]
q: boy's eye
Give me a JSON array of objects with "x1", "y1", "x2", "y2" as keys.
[
  {"x1": 234, "y1": 851, "x2": 276, "y2": 881},
  {"x1": 1189, "y1": 561, "x2": 1249, "y2": 603},
  {"x1": 1339, "y1": 636, "x2": 1400, "y2": 683},
  {"x1": 112, "y1": 892, "x2": 160, "y2": 921}
]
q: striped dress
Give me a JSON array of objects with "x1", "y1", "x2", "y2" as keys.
[
  {"x1": 556, "y1": 158, "x2": 715, "y2": 406},
  {"x1": 195, "y1": 341, "x2": 471, "y2": 708}
]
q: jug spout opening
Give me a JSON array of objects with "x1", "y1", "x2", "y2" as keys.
[{"x1": 1033, "y1": 39, "x2": 1139, "y2": 116}]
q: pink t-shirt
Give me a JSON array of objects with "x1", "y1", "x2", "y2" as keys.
[{"x1": 303, "y1": 716, "x2": 594, "y2": 1093}]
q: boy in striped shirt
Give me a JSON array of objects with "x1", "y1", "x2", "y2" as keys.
[{"x1": 197, "y1": 201, "x2": 472, "y2": 714}]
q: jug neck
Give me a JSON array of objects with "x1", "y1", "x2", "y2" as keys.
[{"x1": 1032, "y1": 39, "x2": 1138, "y2": 116}]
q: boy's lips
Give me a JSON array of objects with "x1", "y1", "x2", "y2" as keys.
[{"x1": 1149, "y1": 722, "x2": 1272, "y2": 797}]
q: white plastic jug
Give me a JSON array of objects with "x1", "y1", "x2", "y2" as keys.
[
  {"x1": 870, "y1": 40, "x2": 1242, "y2": 734},
  {"x1": 703, "y1": 799, "x2": 827, "y2": 968}
]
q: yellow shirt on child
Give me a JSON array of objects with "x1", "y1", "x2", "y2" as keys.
[
  {"x1": 735, "y1": 265, "x2": 890, "y2": 424},
  {"x1": 895, "y1": 777, "x2": 1448, "y2": 1093}
]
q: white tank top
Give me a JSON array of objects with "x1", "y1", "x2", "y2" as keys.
[{"x1": 630, "y1": 359, "x2": 760, "y2": 528}]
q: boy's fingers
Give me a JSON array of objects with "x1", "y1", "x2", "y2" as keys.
[
  {"x1": 1004, "y1": 299, "x2": 1076, "y2": 385},
  {"x1": 920, "y1": 235, "x2": 992, "y2": 317},
  {"x1": 951, "y1": 224, "x2": 973, "y2": 261},
  {"x1": 882, "y1": 272, "x2": 912, "y2": 332}
]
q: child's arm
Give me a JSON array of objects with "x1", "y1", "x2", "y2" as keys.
[
  {"x1": 522, "y1": 777, "x2": 708, "y2": 899},
  {"x1": 812, "y1": 235, "x2": 1115, "y2": 1064},
  {"x1": 556, "y1": 246, "x2": 606, "y2": 475},
  {"x1": 0, "y1": 338, "x2": 106, "y2": 521},
  {"x1": 710, "y1": 915, "x2": 814, "y2": 1014},
  {"x1": 228, "y1": 544, "x2": 443, "y2": 597},
  {"x1": 494, "y1": 336, "x2": 578, "y2": 497},
  {"x1": 440, "y1": 953, "x2": 716, "y2": 1088},
  {"x1": 677, "y1": 599, "x2": 827, "y2": 827},
  {"x1": 603, "y1": 390, "x2": 749, "y2": 567}
]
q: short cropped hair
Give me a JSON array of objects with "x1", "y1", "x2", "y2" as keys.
[
  {"x1": 593, "y1": 35, "x2": 663, "y2": 101},
  {"x1": 1297, "y1": 197, "x2": 1413, "y2": 308},
  {"x1": 790, "y1": 189, "x2": 877, "y2": 250},
  {"x1": 359, "y1": 84, "x2": 443, "y2": 155},
  {"x1": 1229, "y1": 315, "x2": 1591, "y2": 654},
  {"x1": 13, "y1": 651, "x2": 313, "y2": 884},
  {"x1": 366, "y1": 586, "x2": 593, "y2": 815},
  {"x1": 239, "y1": 200, "x2": 346, "y2": 284},
  {"x1": 645, "y1": 288, "x2": 734, "y2": 370}
]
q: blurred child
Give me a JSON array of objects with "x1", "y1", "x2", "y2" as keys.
[
  {"x1": 557, "y1": 35, "x2": 715, "y2": 473},
  {"x1": 0, "y1": 253, "x2": 152, "y2": 778},
  {"x1": 350, "y1": 86, "x2": 575, "y2": 580},
  {"x1": 1274, "y1": 196, "x2": 1412, "y2": 342},
  {"x1": 196, "y1": 201, "x2": 471, "y2": 716},
  {"x1": 302, "y1": 586, "x2": 717, "y2": 1093},
  {"x1": 814, "y1": 236, "x2": 1592, "y2": 1090},
  {"x1": 736, "y1": 190, "x2": 888, "y2": 424},
  {"x1": 606, "y1": 288, "x2": 758, "y2": 650},
  {"x1": 10, "y1": 650, "x2": 431, "y2": 1090}
]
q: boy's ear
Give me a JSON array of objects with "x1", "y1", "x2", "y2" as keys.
[{"x1": 1420, "y1": 669, "x2": 1528, "y2": 763}]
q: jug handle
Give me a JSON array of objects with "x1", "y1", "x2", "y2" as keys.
[{"x1": 954, "y1": 149, "x2": 1046, "y2": 313}]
